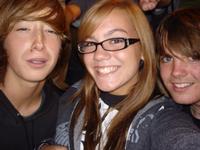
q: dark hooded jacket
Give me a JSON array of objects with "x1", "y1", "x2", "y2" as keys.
[{"x1": 0, "y1": 80, "x2": 63, "y2": 150}]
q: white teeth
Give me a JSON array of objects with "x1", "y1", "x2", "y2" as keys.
[
  {"x1": 31, "y1": 60, "x2": 45, "y2": 64},
  {"x1": 96, "y1": 66, "x2": 118, "y2": 74},
  {"x1": 174, "y1": 83, "x2": 192, "y2": 88}
]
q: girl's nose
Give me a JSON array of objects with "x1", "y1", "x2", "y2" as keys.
[{"x1": 93, "y1": 44, "x2": 111, "y2": 61}]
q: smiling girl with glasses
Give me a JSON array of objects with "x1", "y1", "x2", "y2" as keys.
[{"x1": 40, "y1": 0, "x2": 200, "y2": 150}]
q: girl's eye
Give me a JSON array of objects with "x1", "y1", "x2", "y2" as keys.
[
  {"x1": 84, "y1": 42, "x2": 95, "y2": 47},
  {"x1": 110, "y1": 38, "x2": 124, "y2": 44},
  {"x1": 160, "y1": 54, "x2": 173, "y2": 63}
]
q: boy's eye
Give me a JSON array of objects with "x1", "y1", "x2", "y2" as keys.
[
  {"x1": 16, "y1": 28, "x2": 29, "y2": 31},
  {"x1": 160, "y1": 54, "x2": 173, "y2": 63},
  {"x1": 188, "y1": 51, "x2": 200, "y2": 62},
  {"x1": 46, "y1": 29, "x2": 57, "y2": 34}
]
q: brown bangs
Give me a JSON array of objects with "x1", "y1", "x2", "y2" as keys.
[
  {"x1": 7, "y1": 0, "x2": 67, "y2": 40},
  {"x1": 78, "y1": 5, "x2": 113, "y2": 42},
  {"x1": 161, "y1": 19, "x2": 200, "y2": 58},
  {"x1": 78, "y1": 0, "x2": 132, "y2": 42},
  {"x1": 157, "y1": 7, "x2": 200, "y2": 58}
]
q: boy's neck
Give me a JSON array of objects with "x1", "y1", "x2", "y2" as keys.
[
  {"x1": 190, "y1": 103, "x2": 200, "y2": 120},
  {"x1": 0, "y1": 80, "x2": 45, "y2": 117}
]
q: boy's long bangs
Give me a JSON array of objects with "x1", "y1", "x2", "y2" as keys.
[
  {"x1": 12, "y1": 0, "x2": 66, "y2": 38},
  {"x1": 165, "y1": 27, "x2": 200, "y2": 58}
]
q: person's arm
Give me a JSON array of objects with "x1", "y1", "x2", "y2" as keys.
[
  {"x1": 139, "y1": 0, "x2": 172, "y2": 11},
  {"x1": 65, "y1": 3, "x2": 81, "y2": 24},
  {"x1": 58, "y1": 0, "x2": 81, "y2": 25}
]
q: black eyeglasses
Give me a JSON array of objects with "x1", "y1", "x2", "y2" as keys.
[{"x1": 77, "y1": 37, "x2": 140, "y2": 54}]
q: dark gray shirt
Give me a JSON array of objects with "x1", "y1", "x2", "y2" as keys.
[{"x1": 54, "y1": 82, "x2": 200, "y2": 150}]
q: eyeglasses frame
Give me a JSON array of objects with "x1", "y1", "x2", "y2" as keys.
[{"x1": 77, "y1": 37, "x2": 140, "y2": 54}]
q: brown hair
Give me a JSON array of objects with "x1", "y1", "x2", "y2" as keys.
[
  {"x1": 156, "y1": 7, "x2": 200, "y2": 62},
  {"x1": 156, "y1": 7, "x2": 200, "y2": 94},
  {"x1": 0, "y1": 0, "x2": 70, "y2": 89},
  {"x1": 71, "y1": 0, "x2": 156, "y2": 149}
]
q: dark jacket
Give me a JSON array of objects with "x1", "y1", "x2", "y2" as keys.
[
  {"x1": 182, "y1": 106, "x2": 200, "y2": 128},
  {"x1": 54, "y1": 81, "x2": 200, "y2": 150},
  {"x1": 0, "y1": 81, "x2": 63, "y2": 150}
]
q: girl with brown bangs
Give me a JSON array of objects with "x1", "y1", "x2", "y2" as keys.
[
  {"x1": 41, "y1": 1, "x2": 200, "y2": 150},
  {"x1": 0, "y1": 0, "x2": 70, "y2": 149}
]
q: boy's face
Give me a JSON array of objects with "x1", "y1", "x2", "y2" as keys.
[
  {"x1": 3, "y1": 20, "x2": 61, "y2": 84},
  {"x1": 160, "y1": 48, "x2": 200, "y2": 105}
]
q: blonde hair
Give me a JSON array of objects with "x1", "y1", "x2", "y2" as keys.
[{"x1": 72, "y1": 0, "x2": 156, "y2": 149}]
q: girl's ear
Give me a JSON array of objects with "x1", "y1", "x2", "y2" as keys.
[
  {"x1": 141, "y1": 55, "x2": 144, "y2": 61},
  {"x1": 139, "y1": 55, "x2": 144, "y2": 70}
]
